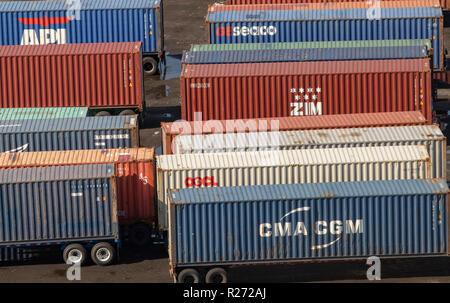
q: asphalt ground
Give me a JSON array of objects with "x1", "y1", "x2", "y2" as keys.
[{"x1": 2, "y1": 0, "x2": 450, "y2": 283}]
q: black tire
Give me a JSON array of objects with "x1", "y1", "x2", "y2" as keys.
[
  {"x1": 90, "y1": 242, "x2": 116, "y2": 266},
  {"x1": 143, "y1": 57, "x2": 158, "y2": 76},
  {"x1": 95, "y1": 111, "x2": 111, "y2": 117},
  {"x1": 129, "y1": 223, "x2": 152, "y2": 246},
  {"x1": 205, "y1": 267, "x2": 228, "y2": 283},
  {"x1": 63, "y1": 244, "x2": 87, "y2": 265},
  {"x1": 119, "y1": 109, "x2": 136, "y2": 116},
  {"x1": 177, "y1": 268, "x2": 200, "y2": 283}
]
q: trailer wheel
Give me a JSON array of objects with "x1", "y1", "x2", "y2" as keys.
[
  {"x1": 177, "y1": 268, "x2": 200, "y2": 283},
  {"x1": 91, "y1": 242, "x2": 116, "y2": 266},
  {"x1": 205, "y1": 267, "x2": 228, "y2": 283},
  {"x1": 129, "y1": 223, "x2": 152, "y2": 246},
  {"x1": 143, "y1": 57, "x2": 158, "y2": 76},
  {"x1": 119, "y1": 109, "x2": 136, "y2": 116},
  {"x1": 95, "y1": 111, "x2": 111, "y2": 117},
  {"x1": 63, "y1": 244, "x2": 87, "y2": 265}
]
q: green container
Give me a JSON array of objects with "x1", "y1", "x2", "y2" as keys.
[
  {"x1": 190, "y1": 39, "x2": 432, "y2": 52},
  {"x1": 0, "y1": 107, "x2": 89, "y2": 120}
]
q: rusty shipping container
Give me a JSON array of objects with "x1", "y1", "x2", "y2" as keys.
[
  {"x1": 227, "y1": 0, "x2": 450, "y2": 10},
  {"x1": 161, "y1": 111, "x2": 427, "y2": 155},
  {"x1": 0, "y1": 148, "x2": 155, "y2": 245},
  {"x1": 0, "y1": 42, "x2": 144, "y2": 114},
  {"x1": 0, "y1": 115, "x2": 139, "y2": 153},
  {"x1": 157, "y1": 145, "x2": 431, "y2": 232},
  {"x1": 173, "y1": 125, "x2": 446, "y2": 179},
  {"x1": 181, "y1": 59, "x2": 432, "y2": 122}
]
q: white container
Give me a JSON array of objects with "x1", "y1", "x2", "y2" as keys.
[
  {"x1": 173, "y1": 125, "x2": 446, "y2": 179},
  {"x1": 156, "y1": 145, "x2": 431, "y2": 232}
]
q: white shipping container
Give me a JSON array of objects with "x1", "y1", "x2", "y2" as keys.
[
  {"x1": 157, "y1": 145, "x2": 431, "y2": 232},
  {"x1": 173, "y1": 125, "x2": 446, "y2": 179}
]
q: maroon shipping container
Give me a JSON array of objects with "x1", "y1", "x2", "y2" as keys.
[
  {"x1": 181, "y1": 59, "x2": 432, "y2": 122},
  {"x1": 0, "y1": 42, "x2": 144, "y2": 112},
  {"x1": 161, "y1": 111, "x2": 427, "y2": 154},
  {"x1": 225, "y1": 0, "x2": 449, "y2": 10}
]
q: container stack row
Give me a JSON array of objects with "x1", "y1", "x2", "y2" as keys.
[{"x1": 163, "y1": 0, "x2": 450, "y2": 283}]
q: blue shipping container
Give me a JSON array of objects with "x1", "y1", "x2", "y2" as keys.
[
  {"x1": 207, "y1": 7, "x2": 444, "y2": 70},
  {"x1": 0, "y1": 115, "x2": 139, "y2": 152},
  {"x1": 0, "y1": 0, "x2": 163, "y2": 58},
  {"x1": 169, "y1": 179, "x2": 449, "y2": 271},
  {"x1": 0, "y1": 164, "x2": 119, "y2": 248},
  {"x1": 182, "y1": 46, "x2": 429, "y2": 65}
]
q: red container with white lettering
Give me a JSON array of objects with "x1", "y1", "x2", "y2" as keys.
[{"x1": 180, "y1": 59, "x2": 432, "y2": 122}]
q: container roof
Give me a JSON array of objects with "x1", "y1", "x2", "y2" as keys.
[
  {"x1": 0, "y1": 107, "x2": 88, "y2": 120},
  {"x1": 174, "y1": 125, "x2": 444, "y2": 153},
  {"x1": 0, "y1": 164, "x2": 115, "y2": 184},
  {"x1": 0, "y1": 115, "x2": 137, "y2": 133},
  {"x1": 0, "y1": 42, "x2": 142, "y2": 57},
  {"x1": 161, "y1": 111, "x2": 427, "y2": 136},
  {"x1": 169, "y1": 179, "x2": 449, "y2": 204},
  {"x1": 0, "y1": 0, "x2": 161, "y2": 12},
  {"x1": 181, "y1": 59, "x2": 430, "y2": 77},
  {"x1": 207, "y1": 6, "x2": 442, "y2": 22},
  {"x1": 157, "y1": 145, "x2": 429, "y2": 170},
  {"x1": 0, "y1": 148, "x2": 154, "y2": 168}
]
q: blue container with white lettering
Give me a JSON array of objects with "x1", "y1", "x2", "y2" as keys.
[
  {"x1": 182, "y1": 46, "x2": 430, "y2": 65},
  {"x1": 206, "y1": 7, "x2": 444, "y2": 70},
  {"x1": 0, "y1": 0, "x2": 164, "y2": 74},
  {"x1": 0, "y1": 115, "x2": 139, "y2": 152},
  {"x1": 168, "y1": 179, "x2": 449, "y2": 278}
]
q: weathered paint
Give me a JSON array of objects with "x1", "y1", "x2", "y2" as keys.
[
  {"x1": 0, "y1": 164, "x2": 119, "y2": 248},
  {"x1": 161, "y1": 111, "x2": 427, "y2": 155},
  {"x1": 157, "y1": 145, "x2": 431, "y2": 231},
  {"x1": 0, "y1": 148, "x2": 155, "y2": 226}
]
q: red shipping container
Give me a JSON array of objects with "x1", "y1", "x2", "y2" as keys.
[
  {"x1": 181, "y1": 59, "x2": 432, "y2": 122},
  {"x1": 434, "y1": 71, "x2": 450, "y2": 85},
  {"x1": 224, "y1": 0, "x2": 448, "y2": 10},
  {"x1": 0, "y1": 42, "x2": 143, "y2": 112},
  {"x1": 161, "y1": 111, "x2": 427, "y2": 154},
  {"x1": 0, "y1": 148, "x2": 155, "y2": 245}
]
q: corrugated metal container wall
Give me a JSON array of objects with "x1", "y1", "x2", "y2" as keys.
[
  {"x1": 157, "y1": 145, "x2": 431, "y2": 231},
  {"x1": 0, "y1": 107, "x2": 88, "y2": 120},
  {"x1": 0, "y1": 0, "x2": 163, "y2": 55},
  {"x1": 173, "y1": 125, "x2": 446, "y2": 179},
  {"x1": 0, "y1": 148, "x2": 155, "y2": 226},
  {"x1": 0, "y1": 164, "x2": 119, "y2": 247},
  {"x1": 181, "y1": 59, "x2": 432, "y2": 122},
  {"x1": 182, "y1": 46, "x2": 430, "y2": 65},
  {"x1": 168, "y1": 179, "x2": 449, "y2": 268},
  {"x1": 0, "y1": 42, "x2": 143, "y2": 110},
  {"x1": 433, "y1": 70, "x2": 450, "y2": 85},
  {"x1": 0, "y1": 115, "x2": 139, "y2": 153},
  {"x1": 190, "y1": 39, "x2": 433, "y2": 52},
  {"x1": 207, "y1": 5, "x2": 444, "y2": 70},
  {"x1": 161, "y1": 111, "x2": 427, "y2": 155},
  {"x1": 225, "y1": 0, "x2": 450, "y2": 11}
]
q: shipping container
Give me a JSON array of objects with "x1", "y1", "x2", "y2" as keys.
[
  {"x1": 0, "y1": 148, "x2": 155, "y2": 246},
  {"x1": 181, "y1": 59, "x2": 432, "y2": 122},
  {"x1": 0, "y1": 115, "x2": 139, "y2": 153},
  {"x1": 168, "y1": 179, "x2": 449, "y2": 283},
  {"x1": 157, "y1": 145, "x2": 431, "y2": 232},
  {"x1": 0, "y1": 107, "x2": 88, "y2": 120},
  {"x1": 225, "y1": 0, "x2": 450, "y2": 11},
  {"x1": 0, "y1": 164, "x2": 119, "y2": 265},
  {"x1": 173, "y1": 125, "x2": 446, "y2": 179},
  {"x1": 0, "y1": 0, "x2": 164, "y2": 75},
  {"x1": 182, "y1": 46, "x2": 430, "y2": 65},
  {"x1": 0, "y1": 42, "x2": 144, "y2": 115},
  {"x1": 190, "y1": 39, "x2": 433, "y2": 52},
  {"x1": 162, "y1": 111, "x2": 427, "y2": 155},
  {"x1": 206, "y1": 3, "x2": 444, "y2": 70}
]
